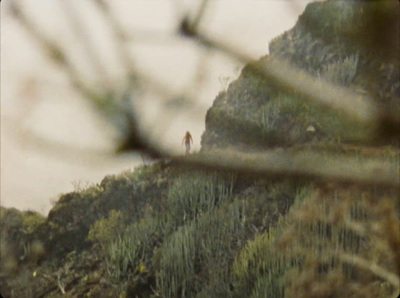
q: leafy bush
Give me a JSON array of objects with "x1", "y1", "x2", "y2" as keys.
[
  {"x1": 90, "y1": 211, "x2": 169, "y2": 296},
  {"x1": 87, "y1": 209, "x2": 125, "y2": 247},
  {"x1": 20, "y1": 211, "x2": 46, "y2": 235}
]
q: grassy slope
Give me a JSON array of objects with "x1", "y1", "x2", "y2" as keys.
[
  {"x1": 0, "y1": 157, "x2": 301, "y2": 297},
  {"x1": 1, "y1": 148, "x2": 399, "y2": 297}
]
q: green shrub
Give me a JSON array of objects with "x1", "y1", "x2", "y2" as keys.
[
  {"x1": 249, "y1": 273, "x2": 285, "y2": 298},
  {"x1": 124, "y1": 213, "x2": 170, "y2": 265},
  {"x1": 167, "y1": 171, "x2": 236, "y2": 228},
  {"x1": 232, "y1": 224, "x2": 300, "y2": 298},
  {"x1": 230, "y1": 187, "x2": 325, "y2": 297},
  {"x1": 87, "y1": 210, "x2": 125, "y2": 246},
  {"x1": 104, "y1": 233, "x2": 143, "y2": 283},
  {"x1": 20, "y1": 211, "x2": 46, "y2": 235},
  {"x1": 95, "y1": 212, "x2": 170, "y2": 294},
  {"x1": 157, "y1": 199, "x2": 246, "y2": 297},
  {"x1": 156, "y1": 224, "x2": 197, "y2": 297}
]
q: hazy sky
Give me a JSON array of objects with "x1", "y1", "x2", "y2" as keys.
[{"x1": 1, "y1": 0, "x2": 312, "y2": 214}]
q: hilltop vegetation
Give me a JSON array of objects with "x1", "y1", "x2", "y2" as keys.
[
  {"x1": 0, "y1": 162, "x2": 299, "y2": 297},
  {"x1": 1, "y1": 155, "x2": 399, "y2": 297},
  {"x1": 1, "y1": 1, "x2": 399, "y2": 297}
]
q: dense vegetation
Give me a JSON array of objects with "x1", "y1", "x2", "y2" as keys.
[
  {"x1": 1, "y1": 158, "x2": 398, "y2": 297},
  {"x1": 1, "y1": 1, "x2": 399, "y2": 297}
]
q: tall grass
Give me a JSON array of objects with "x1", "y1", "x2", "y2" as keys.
[
  {"x1": 105, "y1": 234, "x2": 142, "y2": 283},
  {"x1": 88, "y1": 167, "x2": 399, "y2": 297},
  {"x1": 232, "y1": 187, "x2": 311, "y2": 298},
  {"x1": 167, "y1": 171, "x2": 236, "y2": 228},
  {"x1": 157, "y1": 199, "x2": 246, "y2": 297},
  {"x1": 231, "y1": 187, "x2": 399, "y2": 298},
  {"x1": 320, "y1": 53, "x2": 359, "y2": 86}
]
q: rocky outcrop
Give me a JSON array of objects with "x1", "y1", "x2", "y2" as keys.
[{"x1": 201, "y1": 1, "x2": 399, "y2": 151}]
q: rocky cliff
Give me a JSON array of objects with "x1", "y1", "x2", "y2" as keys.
[{"x1": 201, "y1": 0, "x2": 399, "y2": 151}]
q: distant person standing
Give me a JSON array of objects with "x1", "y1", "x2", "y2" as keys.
[{"x1": 182, "y1": 131, "x2": 193, "y2": 155}]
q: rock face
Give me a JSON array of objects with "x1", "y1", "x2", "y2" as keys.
[{"x1": 201, "y1": 1, "x2": 399, "y2": 151}]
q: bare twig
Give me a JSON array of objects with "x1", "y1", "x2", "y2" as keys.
[
  {"x1": 8, "y1": 2, "x2": 99, "y2": 102},
  {"x1": 10, "y1": 1, "x2": 166, "y2": 157},
  {"x1": 339, "y1": 253, "x2": 400, "y2": 289}
]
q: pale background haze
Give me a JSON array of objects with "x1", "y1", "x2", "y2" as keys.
[{"x1": 1, "y1": 0, "x2": 311, "y2": 214}]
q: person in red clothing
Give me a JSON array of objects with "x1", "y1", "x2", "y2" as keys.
[{"x1": 182, "y1": 131, "x2": 193, "y2": 155}]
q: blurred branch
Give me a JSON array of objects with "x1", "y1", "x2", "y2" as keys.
[
  {"x1": 92, "y1": 0, "x2": 137, "y2": 81},
  {"x1": 92, "y1": 0, "x2": 210, "y2": 110},
  {"x1": 8, "y1": 0, "x2": 400, "y2": 172},
  {"x1": 61, "y1": 1, "x2": 110, "y2": 88},
  {"x1": 339, "y1": 253, "x2": 400, "y2": 289},
  {"x1": 10, "y1": 0, "x2": 166, "y2": 158},
  {"x1": 173, "y1": 149, "x2": 400, "y2": 190},
  {"x1": 190, "y1": 0, "x2": 210, "y2": 31},
  {"x1": 8, "y1": 2, "x2": 95, "y2": 101},
  {"x1": 123, "y1": 30, "x2": 183, "y2": 45},
  {"x1": 2, "y1": 115, "x2": 120, "y2": 166},
  {"x1": 177, "y1": 0, "x2": 210, "y2": 38}
]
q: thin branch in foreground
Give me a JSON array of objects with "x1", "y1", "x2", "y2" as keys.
[
  {"x1": 9, "y1": 2, "x2": 99, "y2": 101},
  {"x1": 92, "y1": 0, "x2": 138, "y2": 82},
  {"x1": 172, "y1": 149, "x2": 400, "y2": 189},
  {"x1": 10, "y1": 1, "x2": 165, "y2": 157},
  {"x1": 61, "y1": 0, "x2": 110, "y2": 88},
  {"x1": 339, "y1": 253, "x2": 400, "y2": 290},
  {"x1": 190, "y1": 0, "x2": 210, "y2": 31}
]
